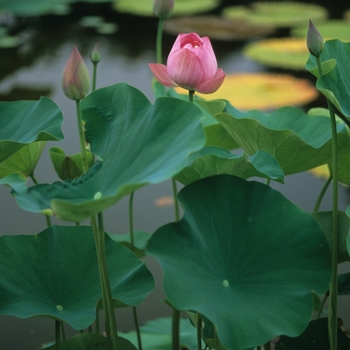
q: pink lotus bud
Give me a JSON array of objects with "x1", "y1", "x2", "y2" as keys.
[
  {"x1": 61, "y1": 46, "x2": 90, "y2": 100},
  {"x1": 153, "y1": 0, "x2": 174, "y2": 19},
  {"x1": 149, "y1": 32, "x2": 225, "y2": 94},
  {"x1": 306, "y1": 20, "x2": 324, "y2": 57}
]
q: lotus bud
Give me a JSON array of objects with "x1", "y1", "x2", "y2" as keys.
[
  {"x1": 90, "y1": 43, "x2": 101, "y2": 64},
  {"x1": 152, "y1": 0, "x2": 174, "y2": 19},
  {"x1": 306, "y1": 20, "x2": 324, "y2": 57},
  {"x1": 61, "y1": 46, "x2": 90, "y2": 101}
]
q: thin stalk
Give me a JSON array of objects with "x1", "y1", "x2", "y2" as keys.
[
  {"x1": 129, "y1": 192, "x2": 135, "y2": 250},
  {"x1": 91, "y1": 215, "x2": 113, "y2": 350},
  {"x1": 265, "y1": 178, "x2": 271, "y2": 186},
  {"x1": 316, "y1": 55, "x2": 339, "y2": 350},
  {"x1": 172, "y1": 178, "x2": 180, "y2": 222},
  {"x1": 264, "y1": 341, "x2": 271, "y2": 350},
  {"x1": 60, "y1": 322, "x2": 65, "y2": 341},
  {"x1": 171, "y1": 90, "x2": 196, "y2": 350},
  {"x1": 313, "y1": 173, "x2": 332, "y2": 212},
  {"x1": 128, "y1": 191, "x2": 142, "y2": 350},
  {"x1": 196, "y1": 313, "x2": 202, "y2": 350},
  {"x1": 156, "y1": 18, "x2": 164, "y2": 64},
  {"x1": 55, "y1": 320, "x2": 61, "y2": 350},
  {"x1": 92, "y1": 63, "x2": 98, "y2": 92},
  {"x1": 172, "y1": 308, "x2": 180, "y2": 350},
  {"x1": 75, "y1": 100, "x2": 88, "y2": 173},
  {"x1": 91, "y1": 214, "x2": 119, "y2": 350},
  {"x1": 95, "y1": 311, "x2": 100, "y2": 334},
  {"x1": 98, "y1": 212, "x2": 119, "y2": 349}
]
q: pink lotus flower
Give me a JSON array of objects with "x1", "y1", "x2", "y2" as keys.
[
  {"x1": 149, "y1": 32, "x2": 225, "y2": 94},
  {"x1": 61, "y1": 46, "x2": 90, "y2": 101}
]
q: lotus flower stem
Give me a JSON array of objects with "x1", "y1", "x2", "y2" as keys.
[
  {"x1": 128, "y1": 191, "x2": 143, "y2": 350},
  {"x1": 75, "y1": 100, "x2": 88, "y2": 173},
  {"x1": 55, "y1": 320, "x2": 61, "y2": 350},
  {"x1": 91, "y1": 214, "x2": 119, "y2": 350},
  {"x1": 313, "y1": 172, "x2": 332, "y2": 212},
  {"x1": 172, "y1": 308, "x2": 180, "y2": 350},
  {"x1": 156, "y1": 18, "x2": 164, "y2": 64},
  {"x1": 316, "y1": 55, "x2": 339, "y2": 350},
  {"x1": 196, "y1": 313, "x2": 202, "y2": 350}
]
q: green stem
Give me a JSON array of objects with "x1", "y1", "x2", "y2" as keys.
[
  {"x1": 128, "y1": 191, "x2": 142, "y2": 350},
  {"x1": 265, "y1": 178, "x2": 271, "y2": 186},
  {"x1": 55, "y1": 320, "x2": 61, "y2": 350},
  {"x1": 172, "y1": 178, "x2": 180, "y2": 222},
  {"x1": 91, "y1": 214, "x2": 119, "y2": 350},
  {"x1": 264, "y1": 341, "x2": 271, "y2": 350},
  {"x1": 172, "y1": 308, "x2": 180, "y2": 350},
  {"x1": 189, "y1": 90, "x2": 194, "y2": 103},
  {"x1": 316, "y1": 55, "x2": 339, "y2": 350},
  {"x1": 92, "y1": 63, "x2": 98, "y2": 92},
  {"x1": 76, "y1": 100, "x2": 88, "y2": 173},
  {"x1": 91, "y1": 215, "x2": 112, "y2": 349},
  {"x1": 196, "y1": 313, "x2": 202, "y2": 350},
  {"x1": 313, "y1": 173, "x2": 332, "y2": 212},
  {"x1": 129, "y1": 192, "x2": 135, "y2": 251},
  {"x1": 156, "y1": 18, "x2": 164, "y2": 64},
  {"x1": 95, "y1": 310, "x2": 100, "y2": 334}
]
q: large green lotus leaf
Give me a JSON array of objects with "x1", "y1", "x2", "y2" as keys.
[
  {"x1": 312, "y1": 211, "x2": 350, "y2": 263},
  {"x1": 275, "y1": 318, "x2": 350, "y2": 349},
  {"x1": 113, "y1": 0, "x2": 219, "y2": 17},
  {"x1": 0, "y1": 141, "x2": 46, "y2": 178},
  {"x1": 147, "y1": 175, "x2": 332, "y2": 350},
  {"x1": 0, "y1": 97, "x2": 64, "y2": 162},
  {"x1": 0, "y1": 225, "x2": 154, "y2": 330},
  {"x1": 306, "y1": 40, "x2": 350, "y2": 117},
  {"x1": 175, "y1": 147, "x2": 284, "y2": 185},
  {"x1": 0, "y1": 83, "x2": 205, "y2": 222},
  {"x1": 121, "y1": 317, "x2": 199, "y2": 350},
  {"x1": 216, "y1": 104, "x2": 350, "y2": 175},
  {"x1": 153, "y1": 81, "x2": 239, "y2": 150}
]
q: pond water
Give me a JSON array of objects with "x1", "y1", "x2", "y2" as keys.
[{"x1": 0, "y1": 1, "x2": 350, "y2": 349}]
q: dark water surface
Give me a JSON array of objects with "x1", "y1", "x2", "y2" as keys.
[{"x1": 0, "y1": 2, "x2": 350, "y2": 349}]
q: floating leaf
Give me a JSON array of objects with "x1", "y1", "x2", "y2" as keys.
[
  {"x1": 0, "y1": 225, "x2": 154, "y2": 330},
  {"x1": 113, "y1": 0, "x2": 219, "y2": 17},
  {"x1": 276, "y1": 318, "x2": 350, "y2": 349},
  {"x1": 175, "y1": 147, "x2": 284, "y2": 185},
  {"x1": 215, "y1": 104, "x2": 350, "y2": 175},
  {"x1": 0, "y1": 0, "x2": 70, "y2": 16},
  {"x1": 0, "y1": 83, "x2": 205, "y2": 222},
  {"x1": 293, "y1": 20, "x2": 350, "y2": 42},
  {"x1": 175, "y1": 73, "x2": 318, "y2": 110},
  {"x1": 0, "y1": 35, "x2": 20, "y2": 48},
  {"x1": 147, "y1": 175, "x2": 332, "y2": 349},
  {"x1": 222, "y1": 2, "x2": 327, "y2": 28},
  {"x1": 0, "y1": 141, "x2": 46, "y2": 179},
  {"x1": 0, "y1": 97, "x2": 63, "y2": 162},
  {"x1": 244, "y1": 38, "x2": 309, "y2": 70},
  {"x1": 164, "y1": 15, "x2": 275, "y2": 41}
]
